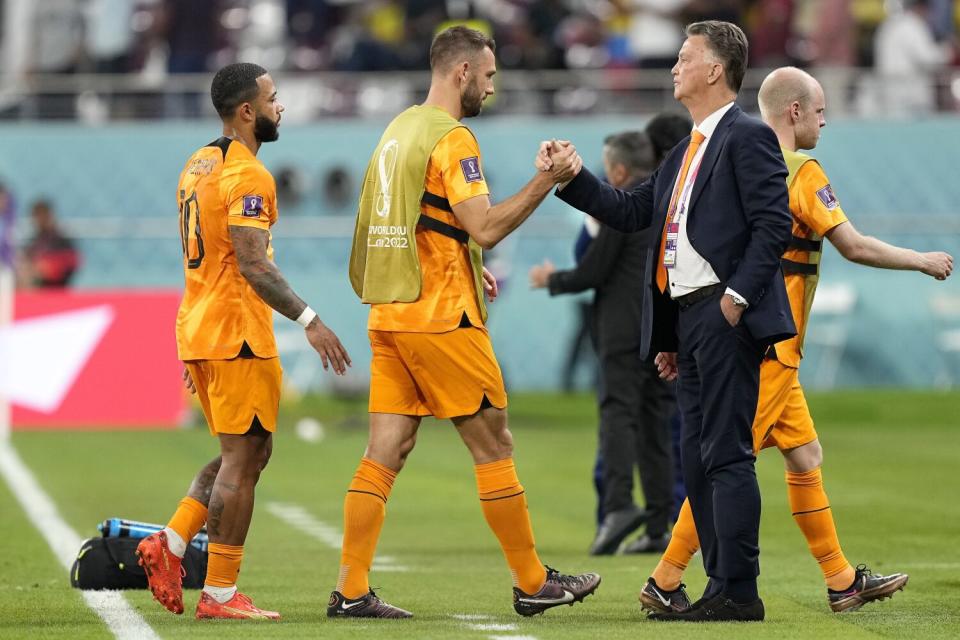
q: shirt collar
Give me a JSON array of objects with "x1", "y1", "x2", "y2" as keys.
[{"x1": 694, "y1": 101, "x2": 735, "y2": 141}]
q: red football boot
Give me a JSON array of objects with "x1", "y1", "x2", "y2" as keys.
[
  {"x1": 135, "y1": 531, "x2": 184, "y2": 615},
  {"x1": 195, "y1": 591, "x2": 281, "y2": 621}
]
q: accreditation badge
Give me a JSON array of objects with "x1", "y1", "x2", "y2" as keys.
[{"x1": 663, "y1": 222, "x2": 679, "y2": 268}]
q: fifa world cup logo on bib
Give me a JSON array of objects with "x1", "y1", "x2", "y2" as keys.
[{"x1": 375, "y1": 139, "x2": 400, "y2": 218}]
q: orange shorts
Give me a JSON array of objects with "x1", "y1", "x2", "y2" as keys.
[
  {"x1": 752, "y1": 358, "x2": 817, "y2": 452},
  {"x1": 185, "y1": 357, "x2": 283, "y2": 436},
  {"x1": 368, "y1": 326, "x2": 507, "y2": 419}
]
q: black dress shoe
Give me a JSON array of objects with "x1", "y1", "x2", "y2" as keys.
[
  {"x1": 648, "y1": 593, "x2": 764, "y2": 622},
  {"x1": 589, "y1": 505, "x2": 647, "y2": 555},
  {"x1": 623, "y1": 533, "x2": 670, "y2": 554}
]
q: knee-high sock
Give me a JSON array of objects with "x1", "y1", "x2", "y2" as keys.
[
  {"x1": 475, "y1": 458, "x2": 546, "y2": 595},
  {"x1": 167, "y1": 497, "x2": 207, "y2": 543},
  {"x1": 337, "y1": 457, "x2": 397, "y2": 599},
  {"x1": 786, "y1": 467, "x2": 855, "y2": 590},
  {"x1": 651, "y1": 498, "x2": 700, "y2": 590},
  {"x1": 205, "y1": 543, "x2": 243, "y2": 588}
]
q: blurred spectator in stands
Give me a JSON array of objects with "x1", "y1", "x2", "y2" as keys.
[
  {"x1": 0, "y1": 184, "x2": 14, "y2": 276},
  {"x1": 524, "y1": 0, "x2": 570, "y2": 69},
  {"x1": 84, "y1": 0, "x2": 137, "y2": 73},
  {"x1": 333, "y1": 1, "x2": 404, "y2": 71},
  {"x1": 927, "y1": 0, "x2": 955, "y2": 41},
  {"x1": 682, "y1": 0, "x2": 744, "y2": 26},
  {"x1": 556, "y1": 9, "x2": 608, "y2": 69},
  {"x1": 0, "y1": 183, "x2": 13, "y2": 321},
  {"x1": 803, "y1": 0, "x2": 856, "y2": 66},
  {"x1": 790, "y1": 0, "x2": 855, "y2": 116},
  {"x1": 20, "y1": 200, "x2": 80, "y2": 288},
  {"x1": 159, "y1": 0, "x2": 223, "y2": 74},
  {"x1": 748, "y1": 0, "x2": 794, "y2": 67},
  {"x1": 29, "y1": 0, "x2": 84, "y2": 75},
  {"x1": 625, "y1": 1, "x2": 688, "y2": 68},
  {"x1": 492, "y1": 2, "x2": 568, "y2": 71},
  {"x1": 27, "y1": 0, "x2": 85, "y2": 118},
  {"x1": 874, "y1": 0, "x2": 953, "y2": 116},
  {"x1": 849, "y1": 0, "x2": 886, "y2": 66},
  {"x1": 399, "y1": 0, "x2": 448, "y2": 69},
  {"x1": 286, "y1": 0, "x2": 337, "y2": 71},
  {"x1": 156, "y1": 0, "x2": 224, "y2": 117}
]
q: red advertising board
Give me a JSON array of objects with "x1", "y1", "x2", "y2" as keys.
[{"x1": 4, "y1": 290, "x2": 184, "y2": 429}]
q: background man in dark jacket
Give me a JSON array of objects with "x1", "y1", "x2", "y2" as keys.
[{"x1": 530, "y1": 131, "x2": 674, "y2": 556}]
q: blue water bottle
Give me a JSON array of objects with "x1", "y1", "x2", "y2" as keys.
[{"x1": 99, "y1": 518, "x2": 208, "y2": 552}]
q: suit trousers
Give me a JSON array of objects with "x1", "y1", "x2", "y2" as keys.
[
  {"x1": 597, "y1": 351, "x2": 674, "y2": 535},
  {"x1": 676, "y1": 290, "x2": 764, "y2": 583}
]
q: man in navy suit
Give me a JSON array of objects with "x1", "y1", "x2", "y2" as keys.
[{"x1": 539, "y1": 21, "x2": 796, "y2": 621}]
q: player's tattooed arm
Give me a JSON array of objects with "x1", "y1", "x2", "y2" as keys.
[
  {"x1": 230, "y1": 225, "x2": 307, "y2": 321},
  {"x1": 230, "y1": 225, "x2": 352, "y2": 375}
]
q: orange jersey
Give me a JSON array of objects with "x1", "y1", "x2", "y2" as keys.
[
  {"x1": 176, "y1": 137, "x2": 279, "y2": 360},
  {"x1": 367, "y1": 124, "x2": 490, "y2": 332},
  {"x1": 775, "y1": 160, "x2": 848, "y2": 368}
]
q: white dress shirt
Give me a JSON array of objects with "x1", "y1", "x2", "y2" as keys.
[{"x1": 666, "y1": 102, "x2": 745, "y2": 305}]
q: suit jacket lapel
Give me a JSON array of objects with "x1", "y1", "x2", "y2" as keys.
[
  {"x1": 655, "y1": 142, "x2": 687, "y2": 221},
  {"x1": 688, "y1": 104, "x2": 740, "y2": 212}
]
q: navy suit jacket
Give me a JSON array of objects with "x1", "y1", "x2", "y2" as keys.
[{"x1": 557, "y1": 104, "x2": 796, "y2": 358}]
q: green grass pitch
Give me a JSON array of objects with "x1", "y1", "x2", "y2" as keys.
[{"x1": 1, "y1": 390, "x2": 958, "y2": 639}]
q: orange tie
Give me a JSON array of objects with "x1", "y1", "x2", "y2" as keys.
[{"x1": 656, "y1": 130, "x2": 706, "y2": 293}]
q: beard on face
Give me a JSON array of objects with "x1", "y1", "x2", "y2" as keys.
[
  {"x1": 254, "y1": 113, "x2": 280, "y2": 143},
  {"x1": 460, "y1": 80, "x2": 484, "y2": 118}
]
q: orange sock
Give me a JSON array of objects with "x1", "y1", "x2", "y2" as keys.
[
  {"x1": 337, "y1": 457, "x2": 397, "y2": 599},
  {"x1": 475, "y1": 458, "x2": 546, "y2": 595},
  {"x1": 205, "y1": 543, "x2": 243, "y2": 588},
  {"x1": 786, "y1": 467, "x2": 855, "y2": 590},
  {"x1": 166, "y1": 496, "x2": 207, "y2": 545},
  {"x1": 651, "y1": 498, "x2": 700, "y2": 590}
]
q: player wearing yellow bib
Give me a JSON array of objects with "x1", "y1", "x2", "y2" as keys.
[
  {"x1": 331, "y1": 26, "x2": 598, "y2": 619},
  {"x1": 642, "y1": 66, "x2": 953, "y2": 615}
]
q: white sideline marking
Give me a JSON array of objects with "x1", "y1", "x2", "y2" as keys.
[
  {"x1": 467, "y1": 623, "x2": 519, "y2": 631},
  {"x1": 452, "y1": 614, "x2": 537, "y2": 640},
  {"x1": 0, "y1": 443, "x2": 160, "y2": 640},
  {"x1": 266, "y1": 501, "x2": 408, "y2": 571}
]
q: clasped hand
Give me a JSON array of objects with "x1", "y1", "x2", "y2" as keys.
[{"x1": 534, "y1": 139, "x2": 583, "y2": 184}]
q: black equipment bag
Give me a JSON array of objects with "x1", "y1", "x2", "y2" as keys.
[{"x1": 70, "y1": 536, "x2": 207, "y2": 590}]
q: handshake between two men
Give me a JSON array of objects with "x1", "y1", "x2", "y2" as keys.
[{"x1": 536, "y1": 140, "x2": 583, "y2": 184}]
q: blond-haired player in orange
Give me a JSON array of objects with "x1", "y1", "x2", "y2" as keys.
[
  {"x1": 332, "y1": 26, "x2": 597, "y2": 618},
  {"x1": 136, "y1": 62, "x2": 350, "y2": 621},
  {"x1": 642, "y1": 66, "x2": 953, "y2": 615}
]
